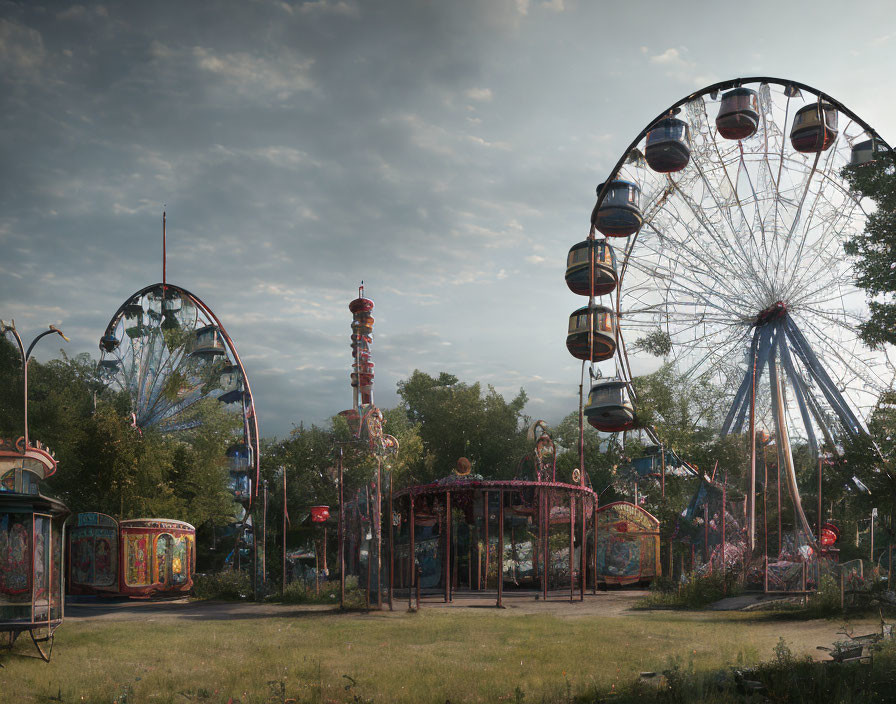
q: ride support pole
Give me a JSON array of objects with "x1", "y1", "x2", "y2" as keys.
[
  {"x1": 722, "y1": 480, "x2": 727, "y2": 594},
  {"x1": 543, "y1": 491, "x2": 549, "y2": 601},
  {"x1": 445, "y1": 491, "x2": 451, "y2": 604},
  {"x1": 282, "y1": 467, "x2": 287, "y2": 596},
  {"x1": 453, "y1": 511, "x2": 459, "y2": 591},
  {"x1": 889, "y1": 544, "x2": 893, "y2": 587},
  {"x1": 661, "y1": 445, "x2": 666, "y2": 499},
  {"x1": 468, "y1": 524, "x2": 472, "y2": 589},
  {"x1": 569, "y1": 493, "x2": 575, "y2": 603},
  {"x1": 388, "y1": 475, "x2": 394, "y2": 611},
  {"x1": 592, "y1": 495, "x2": 598, "y2": 594},
  {"x1": 483, "y1": 490, "x2": 489, "y2": 590},
  {"x1": 497, "y1": 489, "x2": 504, "y2": 608},
  {"x1": 476, "y1": 523, "x2": 481, "y2": 591},
  {"x1": 408, "y1": 495, "x2": 415, "y2": 610},
  {"x1": 817, "y1": 456, "x2": 822, "y2": 551},
  {"x1": 580, "y1": 494, "x2": 585, "y2": 601},
  {"x1": 704, "y1": 504, "x2": 709, "y2": 568},
  {"x1": 416, "y1": 566, "x2": 421, "y2": 610},
  {"x1": 376, "y1": 461, "x2": 382, "y2": 610},
  {"x1": 840, "y1": 571, "x2": 845, "y2": 610},
  {"x1": 365, "y1": 485, "x2": 371, "y2": 610}
]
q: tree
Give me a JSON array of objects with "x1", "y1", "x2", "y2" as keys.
[
  {"x1": 396, "y1": 370, "x2": 529, "y2": 483},
  {"x1": 842, "y1": 155, "x2": 896, "y2": 347},
  {"x1": 0, "y1": 336, "x2": 234, "y2": 525}
]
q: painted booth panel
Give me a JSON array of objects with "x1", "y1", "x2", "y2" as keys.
[
  {"x1": 119, "y1": 520, "x2": 195, "y2": 595},
  {"x1": 69, "y1": 514, "x2": 119, "y2": 593},
  {"x1": 596, "y1": 502, "x2": 660, "y2": 585},
  {"x1": 0, "y1": 512, "x2": 32, "y2": 622}
]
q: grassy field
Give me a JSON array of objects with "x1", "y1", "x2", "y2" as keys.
[{"x1": 1, "y1": 599, "x2": 881, "y2": 704}]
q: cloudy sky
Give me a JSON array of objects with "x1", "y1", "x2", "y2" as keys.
[{"x1": 2, "y1": 0, "x2": 896, "y2": 439}]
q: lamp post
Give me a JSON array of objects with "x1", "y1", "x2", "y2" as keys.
[{"x1": 0, "y1": 321, "x2": 69, "y2": 447}]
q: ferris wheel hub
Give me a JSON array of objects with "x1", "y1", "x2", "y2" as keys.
[{"x1": 754, "y1": 301, "x2": 788, "y2": 327}]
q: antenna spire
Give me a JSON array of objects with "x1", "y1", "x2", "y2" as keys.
[{"x1": 162, "y1": 208, "x2": 167, "y2": 286}]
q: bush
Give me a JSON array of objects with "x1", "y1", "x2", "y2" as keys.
[
  {"x1": 636, "y1": 570, "x2": 740, "y2": 609},
  {"x1": 192, "y1": 570, "x2": 252, "y2": 600},
  {"x1": 279, "y1": 575, "x2": 365, "y2": 608}
]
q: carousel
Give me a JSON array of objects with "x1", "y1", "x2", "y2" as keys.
[{"x1": 1, "y1": 323, "x2": 70, "y2": 661}]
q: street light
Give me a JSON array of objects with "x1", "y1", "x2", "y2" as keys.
[{"x1": 0, "y1": 321, "x2": 69, "y2": 447}]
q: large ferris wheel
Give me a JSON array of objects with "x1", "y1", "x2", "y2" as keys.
[{"x1": 565, "y1": 77, "x2": 895, "y2": 548}]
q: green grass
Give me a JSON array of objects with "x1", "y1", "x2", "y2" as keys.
[{"x1": 1, "y1": 606, "x2": 880, "y2": 703}]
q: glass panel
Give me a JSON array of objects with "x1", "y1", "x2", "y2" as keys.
[
  {"x1": 647, "y1": 121, "x2": 688, "y2": 145},
  {"x1": 0, "y1": 512, "x2": 32, "y2": 622},
  {"x1": 824, "y1": 107, "x2": 838, "y2": 130},
  {"x1": 724, "y1": 94, "x2": 758, "y2": 112},
  {"x1": 170, "y1": 535, "x2": 189, "y2": 585},
  {"x1": 157, "y1": 534, "x2": 172, "y2": 586},
  {"x1": 50, "y1": 520, "x2": 63, "y2": 621},
  {"x1": 32, "y1": 514, "x2": 50, "y2": 624}
]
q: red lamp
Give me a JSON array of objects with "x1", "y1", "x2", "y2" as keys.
[{"x1": 310, "y1": 505, "x2": 330, "y2": 523}]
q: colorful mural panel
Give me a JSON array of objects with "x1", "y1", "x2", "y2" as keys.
[
  {"x1": 124, "y1": 533, "x2": 151, "y2": 587},
  {"x1": 0, "y1": 513, "x2": 32, "y2": 597},
  {"x1": 596, "y1": 502, "x2": 660, "y2": 585}
]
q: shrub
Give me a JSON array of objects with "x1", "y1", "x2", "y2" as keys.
[
  {"x1": 279, "y1": 575, "x2": 365, "y2": 608},
  {"x1": 636, "y1": 570, "x2": 740, "y2": 609},
  {"x1": 192, "y1": 570, "x2": 252, "y2": 600}
]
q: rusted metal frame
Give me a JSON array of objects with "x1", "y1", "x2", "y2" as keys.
[
  {"x1": 497, "y1": 489, "x2": 505, "y2": 608},
  {"x1": 397, "y1": 479, "x2": 598, "y2": 498}
]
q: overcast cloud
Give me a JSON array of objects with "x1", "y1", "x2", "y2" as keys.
[{"x1": 2, "y1": 0, "x2": 895, "y2": 438}]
